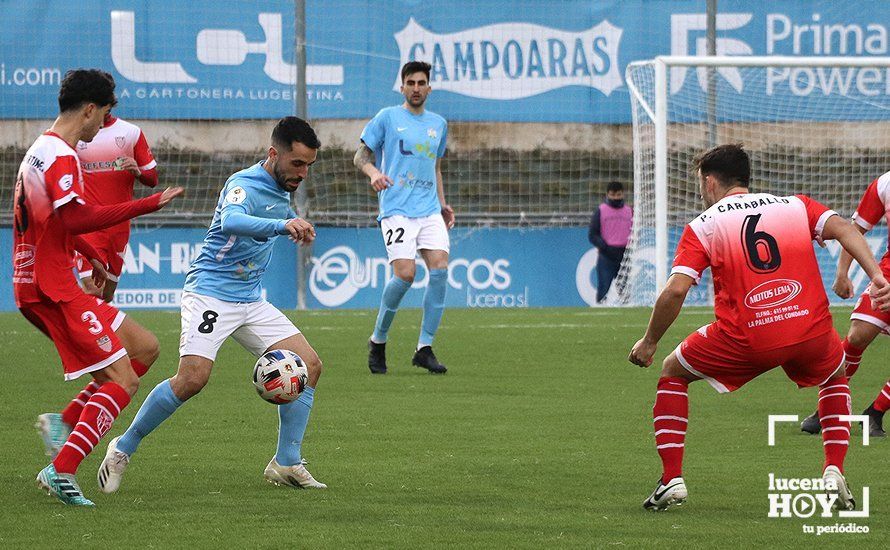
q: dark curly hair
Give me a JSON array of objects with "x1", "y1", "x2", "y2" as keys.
[{"x1": 58, "y1": 69, "x2": 117, "y2": 113}]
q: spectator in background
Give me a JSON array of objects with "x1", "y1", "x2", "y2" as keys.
[{"x1": 588, "y1": 181, "x2": 632, "y2": 303}]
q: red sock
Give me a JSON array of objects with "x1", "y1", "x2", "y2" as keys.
[
  {"x1": 653, "y1": 377, "x2": 689, "y2": 484},
  {"x1": 818, "y1": 378, "x2": 851, "y2": 473},
  {"x1": 60, "y1": 381, "x2": 101, "y2": 429},
  {"x1": 873, "y1": 380, "x2": 890, "y2": 412},
  {"x1": 842, "y1": 339, "x2": 864, "y2": 378},
  {"x1": 53, "y1": 382, "x2": 131, "y2": 475},
  {"x1": 131, "y1": 359, "x2": 150, "y2": 377}
]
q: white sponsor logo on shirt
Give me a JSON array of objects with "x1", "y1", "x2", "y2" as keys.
[
  {"x1": 397, "y1": 127, "x2": 407, "y2": 132},
  {"x1": 744, "y1": 279, "x2": 802, "y2": 309}
]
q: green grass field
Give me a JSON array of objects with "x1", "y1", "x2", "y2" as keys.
[{"x1": 0, "y1": 307, "x2": 887, "y2": 548}]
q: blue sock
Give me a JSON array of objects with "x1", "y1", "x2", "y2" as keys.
[
  {"x1": 371, "y1": 276, "x2": 411, "y2": 343},
  {"x1": 275, "y1": 386, "x2": 315, "y2": 466},
  {"x1": 419, "y1": 268, "x2": 447, "y2": 348},
  {"x1": 117, "y1": 379, "x2": 183, "y2": 456}
]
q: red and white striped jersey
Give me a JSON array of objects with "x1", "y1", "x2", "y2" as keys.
[
  {"x1": 852, "y1": 170, "x2": 890, "y2": 272},
  {"x1": 12, "y1": 132, "x2": 86, "y2": 306},
  {"x1": 672, "y1": 192, "x2": 837, "y2": 350},
  {"x1": 77, "y1": 115, "x2": 156, "y2": 206}
]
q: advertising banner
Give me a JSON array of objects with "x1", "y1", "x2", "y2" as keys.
[
  {"x1": 1, "y1": 1, "x2": 888, "y2": 122},
  {"x1": 1, "y1": 225, "x2": 886, "y2": 311},
  {"x1": 0, "y1": 227, "x2": 297, "y2": 311}
]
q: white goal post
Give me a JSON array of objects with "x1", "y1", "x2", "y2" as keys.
[{"x1": 619, "y1": 55, "x2": 890, "y2": 306}]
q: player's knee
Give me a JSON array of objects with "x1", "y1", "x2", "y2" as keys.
[
  {"x1": 427, "y1": 257, "x2": 448, "y2": 271},
  {"x1": 391, "y1": 259, "x2": 416, "y2": 283},
  {"x1": 847, "y1": 326, "x2": 874, "y2": 350},
  {"x1": 142, "y1": 333, "x2": 160, "y2": 366},
  {"x1": 660, "y1": 354, "x2": 685, "y2": 377},
  {"x1": 118, "y1": 369, "x2": 140, "y2": 397},
  {"x1": 175, "y1": 376, "x2": 205, "y2": 399},
  {"x1": 172, "y1": 368, "x2": 210, "y2": 399}
]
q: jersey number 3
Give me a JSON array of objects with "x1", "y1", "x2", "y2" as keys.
[{"x1": 741, "y1": 214, "x2": 781, "y2": 273}]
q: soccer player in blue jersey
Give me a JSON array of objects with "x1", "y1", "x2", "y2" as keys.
[
  {"x1": 97, "y1": 117, "x2": 328, "y2": 491},
  {"x1": 354, "y1": 61, "x2": 454, "y2": 375}
]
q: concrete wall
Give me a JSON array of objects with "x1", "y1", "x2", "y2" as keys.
[{"x1": 3, "y1": 119, "x2": 887, "y2": 153}]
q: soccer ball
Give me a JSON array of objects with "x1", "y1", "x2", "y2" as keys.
[{"x1": 252, "y1": 350, "x2": 309, "y2": 404}]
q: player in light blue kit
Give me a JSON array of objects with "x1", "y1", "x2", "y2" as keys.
[
  {"x1": 355, "y1": 61, "x2": 454, "y2": 375},
  {"x1": 97, "y1": 117, "x2": 328, "y2": 491}
]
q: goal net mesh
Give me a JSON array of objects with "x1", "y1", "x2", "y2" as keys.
[{"x1": 619, "y1": 58, "x2": 890, "y2": 306}]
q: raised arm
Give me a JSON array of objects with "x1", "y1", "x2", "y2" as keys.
[
  {"x1": 57, "y1": 187, "x2": 182, "y2": 234},
  {"x1": 137, "y1": 167, "x2": 159, "y2": 188},
  {"x1": 219, "y1": 208, "x2": 315, "y2": 244},
  {"x1": 221, "y1": 209, "x2": 288, "y2": 237}
]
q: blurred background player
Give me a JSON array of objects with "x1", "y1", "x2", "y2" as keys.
[
  {"x1": 628, "y1": 144, "x2": 890, "y2": 512},
  {"x1": 97, "y1": 117, "x2": 327, "y2": 494},
  {"x1": 588, "y1": 181, "x2": 632, "y2": 303},
  {"x1": 800, "y1": 169, "x2": 890, "y2": 438},
  {"x1": 354, "y1": 60, "x2": 453, "y2": 375},
  {"x1": 13, "y1": 68, "x2": 182, "y2": 506},
  {"x1": 75, "y1": 110, "x2": 159, "y2": 302}
]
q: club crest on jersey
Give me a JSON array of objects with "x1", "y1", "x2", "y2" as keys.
[
  {"x1": 427, "y1": 128, "x2": 438, "y2": 138},
  {"x1": 115, "y1": 136, "x2": 126, "y2": 149},
  {"x1": 225, "y1": 186, "x2": 247, "y2": 204},
  {"x1": 96, "y1": 335, "x2": 113, "y2": 352}
]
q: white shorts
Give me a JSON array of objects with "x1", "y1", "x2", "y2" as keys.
[
  {"x1": 380, "y1": 213, "x2": 450, "y2": 262},
  {"x1": 179, "y1": 291, "x2": 300, "y2": 361}
]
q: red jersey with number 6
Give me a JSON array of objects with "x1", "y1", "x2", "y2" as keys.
[
  {"x1": 672, "y1": 192, "x2": 837, "y2": 350},
  {"x1": 852, "y1": 171, "x2": 890, "y2": 272},
  {"x1": 12, "y1": 132, "x2": 87, "y2": 306}
]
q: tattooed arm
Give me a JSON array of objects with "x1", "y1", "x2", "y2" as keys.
[{"x1": 354, "y1": 142, "x2": 392, "y2": 192}]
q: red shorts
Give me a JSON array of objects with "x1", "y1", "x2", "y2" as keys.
[
  {"x1": 850, "y1": 291, "x2": 890, "y2": 334},
  {"x1": 75, "y1": 228, "x2": 130, "y2": 281},
  {"x1": 20, "y1": 293, "x2": 127, "y2": 381},
  {"x1": 675, "y1": 323, "x2": 844, "y2": 393}
]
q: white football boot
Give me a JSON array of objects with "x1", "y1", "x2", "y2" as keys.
[
  {"x1": 97, "y1": 436, "x2": 130, "y2": 494},
  {"x1": 823, "y1": 465, "x2": 855, "y2": 511},
  {"x1": 643, "y1": 477, "x2": 688, "y2": 511},
  {"x1": 264, "y1": 457, "x2": 327, "y2": 489}
]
